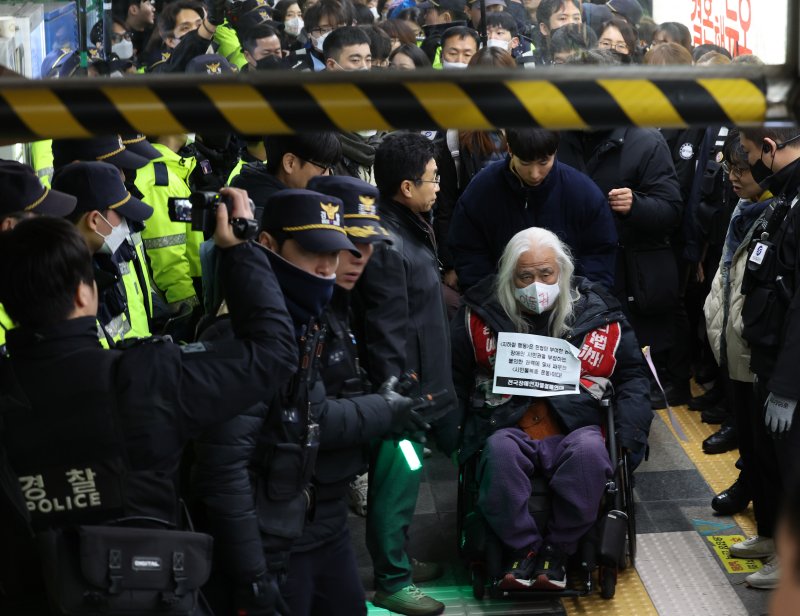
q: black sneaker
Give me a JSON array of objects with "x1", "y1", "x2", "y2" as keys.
[
  {"x1": 533, "y1": 544, "x2": 567, "y2": 590},
  {"x1": 498, "y1": 551, "x2": 537, "y2": 590}
]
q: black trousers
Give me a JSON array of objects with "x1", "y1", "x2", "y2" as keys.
[
  {"x1": 282, "y1": 526, "x2": 366, "y2": 616},
  {"x1": 739, "y1": 378, "x2": 800, "y2": 538}
]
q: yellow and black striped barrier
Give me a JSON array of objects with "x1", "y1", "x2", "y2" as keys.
[{"x1": 0, "y1": 66, "x2": 770, "y2": 140}]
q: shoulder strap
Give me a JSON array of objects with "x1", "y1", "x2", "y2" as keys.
[{"x1": 153, "y1": 161, "x2": 169, "y2": 187}]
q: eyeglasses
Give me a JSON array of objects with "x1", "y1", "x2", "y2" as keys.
[
  {"x1": 309, "y1": 25, "x2": 337, "y2": 37},
  {"x1": 299, "y1": 157, "x2": 332, "y2": 174},
  {"x1": 111, "y1": 32, "x2": 133, "y2": 44},
  {"x1": 722, "y1": 161, "x2": 748, "y2": 179},
  {"x1": 597, "y1": 39, "x2": 629, "y2": 53},
  {"x1": 414, "y1": 174, "x2": 441, "y2": 185}
]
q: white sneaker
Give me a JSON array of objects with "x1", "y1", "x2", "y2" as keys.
[
  {"x1": 746, "y1": 556, "x2": 780, "y2": 589},
  {"x1": 348, "y1": 472, "x2": 368, "y2": 517},
  {"x1": 730, "y1": 536, "x2": 775, "y2": 559}
]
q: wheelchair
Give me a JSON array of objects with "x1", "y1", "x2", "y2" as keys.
[{"x1": 456, "y1": 398, "x2": 637, "y2": 600}]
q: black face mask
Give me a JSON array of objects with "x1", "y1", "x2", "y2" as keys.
[
  {"x1": 265, "y1": 248, "x2": 335, "y2": 334},
  {"x1": 749, "y1": 143, "x2": 775, "y2": 188},
  {"x1": 255, "y1": 55, "x2": 287, "y2": 71}
]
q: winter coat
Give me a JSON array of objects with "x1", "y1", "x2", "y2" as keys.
[
  {"x1": 741, "y1": 159, "x2": 800, "y2": 399},
  {"x1": 352, "y1": 198, "x2": 458, "y2": 453},
  {"x1": 704, "y1": 198, "x2": 771, "y2": 383},
  {"x1": 450, "y1": 275, "x2": 652, "y2": 464},
  {"x1": 448, "y1": 155, "x2": 617, "y2": 290},
  {"x1": 558, "y1": 128, "x2": 683, "y2": 351}
]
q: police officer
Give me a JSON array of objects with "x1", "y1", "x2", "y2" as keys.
[
  {"x1": 52, "y1": 137, "x2": 161, "y2": 340},
  {"x1": 53, "y1": 161, "x2": 155, "y2": 344},
  {"x1": 0, "y1": 188, "x2": 297, "y2": 614},
  {"x1": 191, "y1": 189, "x2": 422, "y2": 616},
  {"x1": 273, "y1": 175, "x2": 423, "y2": 616},
  {"x1": 0, "y1": 160, "x2": 78, "y2": 355},
  {"x1": 733, "y1": 127, "x2": 800, "y2": 589}
]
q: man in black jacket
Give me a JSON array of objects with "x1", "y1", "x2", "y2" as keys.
[
  {"x1": 192, "y1": 189, "x2": 419, "y2": 615},
  {"x1": 0, "y1": 189, "x2": 296, "y2": 614},
  {"x1": 732, "y1": 126, "x2": 800, "y2": 590},
  {"x1": 277, "y1": 174, "x2": 413, "y2": 616},
  {"x1": 232, "y1": 133, "x2": 342, "y2": 220},
  {"x1": 353, "y1": 132, "x2": 457, "y2": 616},
  {"x1": 558, "y1": 127, "x2": 684, "y2": 402}
]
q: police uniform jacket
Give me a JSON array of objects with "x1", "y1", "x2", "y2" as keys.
[
  {"x1": 0, "y1": 242, "x2": 296, "y2": 601},
  {"x1": 353, "y1": 198, "x2": 458, "y2": 454},
  {"x1": 294, "y1": 286, "x2": 392, "y2": 552},
  {"x1": 135, "y1": 146, "x2": 202, "y2": 307},
  {"x1": 450, "y1": 275, "x2": 652, "y2": 464},
  {"x1": 192, "y1": 303, "x2": 392, "y2": 574},
  {"x1": 741, "y1": 160, "x2": 800, "y2": 399}
]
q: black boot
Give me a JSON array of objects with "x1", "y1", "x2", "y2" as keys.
[
  {"x1": 688, "y1": 386, "x2": 724, "y2": 411},
  {"x1": 711, "y1": 477, "x2": 750, "y2": 515},
  {"x1": 702, "y1": 424, "x2": 737, "y2": 454}
]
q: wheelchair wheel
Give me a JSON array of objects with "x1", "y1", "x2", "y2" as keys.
[
  {"x1": 471, "y1": 564, "x2": 486, "y2": 600},
  {"x1": 600, "y1": 566, "x2": 617, "y2": 600}
]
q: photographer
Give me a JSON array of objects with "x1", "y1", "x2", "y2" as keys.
[{"x1": 0, "y1": 188, "x2": 297, "y2": 615}]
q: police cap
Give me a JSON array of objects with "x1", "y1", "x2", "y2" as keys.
[
  {"x1": 120, "y1": 134, "x2": 162, "y2": 161},
  {"x1": 0, "y1": 160, "x2": 77, "y2": 218},
  {"x1": 185, "y1": 54, "x2": 236, "y2": 75},
  {"x1": 306, "y1": 176, "x2": 391, "y2": 244},
  {"x1": 52, "y1": 135, "x2": 150, "y2": 172},
  {"x1": 52, "y1": 161, "x2": 154, "y2": 223},
  {"x1": 261, "y1": 189, "x2": 361, "y2": 256}
]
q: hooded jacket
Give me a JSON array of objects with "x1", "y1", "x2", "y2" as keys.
[
  {"x1": 448, "y1": 156, "x2": 617, "y2": 290},
  {"x1": 450, "y1": 275, "x2": 651, "y2": 464}
]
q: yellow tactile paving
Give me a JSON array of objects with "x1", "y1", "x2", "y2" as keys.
[
  {"x1": 565, "y1": 388, "x2": 758, "y2": 615},
  {"x1": 656, "y1": 399, "x2": 756, "y2": 537},
  {"x1": 563, "y1": 567, "x2": 658, "y2": 615}
]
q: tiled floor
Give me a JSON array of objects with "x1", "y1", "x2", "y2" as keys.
[{"x1": 348, "y1": 402, "x2": 773, "y2": 615}]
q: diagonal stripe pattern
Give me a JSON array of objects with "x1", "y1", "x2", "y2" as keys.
[{"x1": 0, "y1": 75, "x2": 767, "y2": 140}]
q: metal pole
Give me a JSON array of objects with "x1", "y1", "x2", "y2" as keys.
[
  {"x1": 103, "y1": 0, "x2": 112, "y2": 59},
  {"x1": 77, "y1": 0, "x2": 88, "y2": 68},
  {"x1": 478, "y1": 0, "x2": 487, "y2": 47}
]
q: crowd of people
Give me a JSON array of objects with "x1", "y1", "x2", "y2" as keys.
[{"x1": 2, "y1": 0, "x2": 800, "y2": 615}]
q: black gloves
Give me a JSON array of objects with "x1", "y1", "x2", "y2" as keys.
[
  {"x1": 379, "y1": 376, "x2": 430, "y2": 440},
  {"x1": 206, "y1": 0, "x2": 227, "y2": 26},
  {"x1": 233, "y1": 573, "x2": 289, "y2": 616}
]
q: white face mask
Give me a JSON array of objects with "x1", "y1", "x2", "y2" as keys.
[
  {"x1": 95, "y1": 214, "x2": 130, "y2": 256},
  {"x1": 369, "y1": 6, "x2": 380, "y2": 20},
  {"x1": 442, "y1": 60, "x2": 468, "y2": 69},
  {"x1": 112, "y1": 39, "x2": 134, "y2": 60},
  {"x1": 313, "y1": 30, "x2": 331, "y2": 52},
  {"x1": 285, "y1": 17, "x2": 304, "y2": 36},
  {"x1": 486, "y1": 38, "x2": 509, "y2": 51},
  {"x1": 514, "y1": 280, "x2": 560, "y2": 314}
]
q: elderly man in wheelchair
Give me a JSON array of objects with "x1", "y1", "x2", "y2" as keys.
[{"x1": 450, "y1": 227, "x2": 652, "y2": 592}]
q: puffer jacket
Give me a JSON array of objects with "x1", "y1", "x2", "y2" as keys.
[
  {"x1": 704, "y1": 199, "x2": 770, "y2": 383},
  {"x1": 191, "y1": 317, "x2": 393, "y2": 577},
  {"x1": 450, "y1": 275, "x2": 652, "y2": 464}
]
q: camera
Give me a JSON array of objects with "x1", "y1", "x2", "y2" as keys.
[{"x1": 168, "y1": 191, "x2": 258, "y2": 240}]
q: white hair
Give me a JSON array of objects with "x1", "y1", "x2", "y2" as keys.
[{"x1": 495, "y1": 227, "x2": 579, "y2": 337}]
